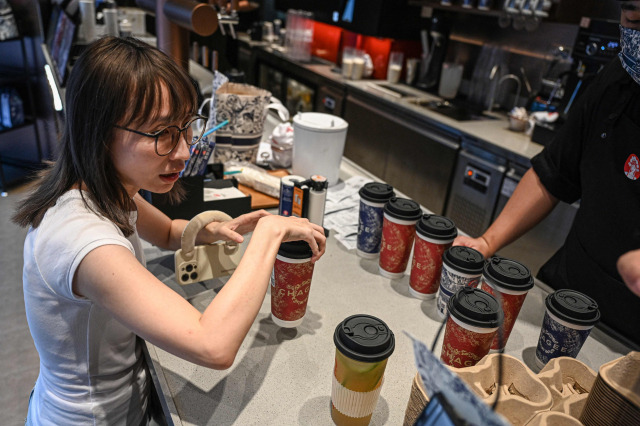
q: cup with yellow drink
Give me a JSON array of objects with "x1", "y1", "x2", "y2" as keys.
[{"x1": 331, "y1": 314, "x2": 395, "y2": 425}]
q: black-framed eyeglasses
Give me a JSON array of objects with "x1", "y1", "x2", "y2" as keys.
[{"x1": 114, "y1": 115, "x2": 208, "y2": 156}]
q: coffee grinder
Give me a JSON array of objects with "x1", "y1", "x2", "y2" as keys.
[
  {"x1": 559, "y1": 18, "x2": 620, "y2": 117},
  {"x1": 416, "y1": 13, "x2": 452, "y2": 91}
]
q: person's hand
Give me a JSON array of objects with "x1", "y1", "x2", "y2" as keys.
[
  {"x1": 617, "y1": 249, "x2": 640, "y2": 297},
  {"x1": 257, "y1": 215, "x2": 327, "y2": 263},
  {"x1": 452, "y1": 235, "x2": 493, "y2": 258},
  {"x1": 201, "y1": 210, "x2": 271, "y2": 244}
]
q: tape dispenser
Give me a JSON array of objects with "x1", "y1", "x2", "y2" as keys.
[{"x1": 174, "y1": 211, "x2": 242, "y2": 285}]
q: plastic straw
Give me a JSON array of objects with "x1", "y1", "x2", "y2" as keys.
[{"x1": 203, "y1": 119, "x2": 230, "y2": 138}]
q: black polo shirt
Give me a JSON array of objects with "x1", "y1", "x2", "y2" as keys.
[{"x1": 531, "y1": 58, "x2": 640, "y2": 345}]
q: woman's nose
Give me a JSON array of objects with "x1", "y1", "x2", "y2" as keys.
[{"x1": 171, "y1": 132, "x2": 192, "y2": 161}]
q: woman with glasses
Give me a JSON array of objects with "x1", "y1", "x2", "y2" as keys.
[{"x1": 13, "y1": 36, "x2": 326, "y2": 425}]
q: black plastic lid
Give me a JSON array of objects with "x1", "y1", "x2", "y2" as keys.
[
  {"x1": 545, "y1": 289, "x2": 600, "y2": 326},
  {"x1": 442, "y1": 246, "x2": 485, "y2": 274},
  {"x1": 359, "y1": 182, "x2": 395, "y2": 204},
  {"x1": 416, "y1": 214, "x2": 458, "y2": 241},
  {"x1": 277, "y1": 240, "x2": 312, "y2": 259},
  {"x1": 448, "y1": 287, "x2": 503, "y2": 329},
  {"x1": 333, "y1": 314, "x2": 395, "y2": 363},
  {"x1": 483, "y1": 256, "x2": 534, "y2": 292},
  {"x1": 383, "y1": 197, "x2": 422, "y2": 221}
]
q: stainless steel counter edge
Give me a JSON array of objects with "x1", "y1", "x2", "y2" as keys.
[{"x1": 143, "y1": 341, "x2": 182, "y2": 425}]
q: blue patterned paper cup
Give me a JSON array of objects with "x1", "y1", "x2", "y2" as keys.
[
  {"x1": 356, "y1": 199, "x2": 386, "y2": 259},
  {"x1": 535, "y1": 289, "x2": 600, "y2": 369},
  {"x1": 356, "y1": 182, "x2": 395, "y2": 259},
  {"x1": 435, "y1": 246, "x2": 484, "y2": 318},
  {"x1": 436, "y1": 263, "x2": 482, "y2": 318}
]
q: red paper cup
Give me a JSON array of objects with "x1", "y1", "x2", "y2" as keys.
[
  {"x1": 271, "y1": 241, "x2": 315, "y2": 328},
  {"x1": 409, "y1": 215, "x2": 457, "y2": 300},
  {"x1": 378, "y1": 198, "x2": 421, "y2": 279},
  {"x1": 440, "y1": 287, "x2": 502, "y2": 368},
  {"x1": 480, "y1": 256, "x2": 534, "y2": 351}
]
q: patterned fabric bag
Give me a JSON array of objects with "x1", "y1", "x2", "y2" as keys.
[
  {"x1": 213, "y1": 82, "x2": 271, "y2": 164},
  {"x1": 0, "y1": 0, "x2": 19, "y2": 41}
]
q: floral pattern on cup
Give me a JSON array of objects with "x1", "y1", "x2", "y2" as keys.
[
  {"x1": 441, "y1": 316, "x2": 497, "y2": 368},
  {"x1": 480, "y1": 280, "x2": 529, "y2": 350},
  {"x1": 214, "y1": 83, "x2": 271, "y2": 164},
  {"x1": 357, "y1": 201, "x2": 385, "y2": 255},
  {"x1": 409, "y1": 237, "x2": 452, "y2": 297},
  {"x1": 535, "y1": 311, "x2": 593, "y2": 368},
  {"x1": 379, "y1": 217, "x2": 416, "y2": 275},
  {"x1": 436, "y1": 265, "x2": 481, "y2": 317},
  {"x1": 271, "y1": 258, "x2": 314, "y2": 323}
]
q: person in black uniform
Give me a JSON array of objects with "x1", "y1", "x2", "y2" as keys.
[{"x1": 454, "y1": 1, "x2": 640, "y2": 347}]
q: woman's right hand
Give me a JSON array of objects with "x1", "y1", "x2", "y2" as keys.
[
  {"x1": 452, "y1": 235, "x2": 493, "y2": 259},
  {"x1": 256, "y1": 215, "x2": 327, "y2": 263}
]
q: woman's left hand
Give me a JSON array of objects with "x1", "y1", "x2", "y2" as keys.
[{"x1": 200, "y1": 210, "x2": 271, "y2": 244}]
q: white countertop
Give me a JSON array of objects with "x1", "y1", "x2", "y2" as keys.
[
  {"x1": 345, "y1": 80, "x2": 545, "y2": 162},
  {"x1": 142, "y1": 159, "x2": 631, "y2": 426}
]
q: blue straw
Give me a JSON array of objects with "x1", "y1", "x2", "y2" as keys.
[
  {"x1": 223, "y1": 169, "x2": 243, "y2": 175},
  {"x1": 202, "y1": 119, "x2": 230, "y2": 138}
]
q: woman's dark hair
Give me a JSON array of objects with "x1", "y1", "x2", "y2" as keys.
[{"x1": 13, "y1": 36, "x2": 197, "y2": 236}]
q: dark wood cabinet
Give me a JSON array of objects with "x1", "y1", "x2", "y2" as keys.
[{"x1": 344, "y1": 94, "x2": 460, "y2": 214}]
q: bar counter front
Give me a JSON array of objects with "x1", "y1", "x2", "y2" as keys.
[{"x1": 142, "y1": 159, "x2": 633, "y2": 426}]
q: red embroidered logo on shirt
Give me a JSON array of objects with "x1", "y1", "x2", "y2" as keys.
[{"x1": 625, "y1": 154, "x2": 640, "y2": 180}]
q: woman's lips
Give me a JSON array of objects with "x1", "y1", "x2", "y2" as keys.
[{"x1": 159, "y1": 172, "x2": 180, "y2": 183}]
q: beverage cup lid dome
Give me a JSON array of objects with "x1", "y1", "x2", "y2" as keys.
[
  {"x1": 383, "y1": 197, "x2": 422, "y2": 221},
  {"x1": 359, "y1": 182, "x2": 395, "y2": 203},
  {"x1": 333, "y1": 314, "x2": 395, "y2": 363},
  {"x1": 277, "y1": 240, "x2": 313, "y2": 259},
  {"x1": 416, "y1": 214, "x2": 458, "y2": 240},
  {"x1": 483, "y1": 256, "x2": 534, "y2": 291},
  {"x1": 442, "y1": 246, "x2": 485, "y2": 274},
  {"x1": 447, "y1": 287, "x2": 503, "y2": 329},
  {"x1": 545, "y1": 289, "x2": 600, "y2": 326}
]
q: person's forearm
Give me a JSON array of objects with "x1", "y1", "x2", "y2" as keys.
[
  {"x1": 197, "y1": 221, "x2": 284, "y2": 367},
  {"x1": 482, "y1": 168, "x2": 558, "y2": 256},
  {"x1": 134, "y1": 194, "x2": 190, "y2": 250}
]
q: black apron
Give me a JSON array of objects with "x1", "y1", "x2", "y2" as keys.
[{"x1": 538, "y1": 88, "x2": 640, "y2": 347}]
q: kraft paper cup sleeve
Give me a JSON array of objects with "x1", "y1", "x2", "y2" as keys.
[
  {"x1": 403, "y1": 372, "x2": 429, "y2": 426},
  {"x1": 331, "y1": 374, "x2": 384, "y2": 419}
]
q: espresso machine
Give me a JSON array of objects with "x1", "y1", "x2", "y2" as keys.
[{"x1": 559, "y1": 18, "x2": 620, "y2": 117}]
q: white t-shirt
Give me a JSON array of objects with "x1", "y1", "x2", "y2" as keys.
[{"x1": 23, "y1": 190, "x2": 149, "y2": 425}]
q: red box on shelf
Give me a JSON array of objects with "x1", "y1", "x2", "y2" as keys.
[{"x1": 311, "y1": 21, "x2": 343, "y2": 64}]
